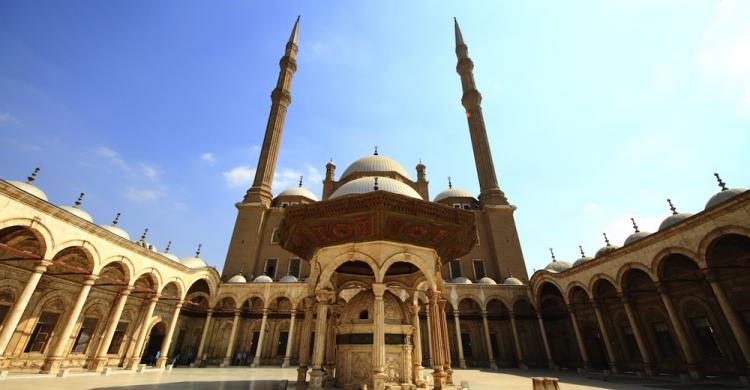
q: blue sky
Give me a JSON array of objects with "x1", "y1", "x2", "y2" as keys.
[{"x1": 1, "y1": 1, "x2": 748, "y2": 275}]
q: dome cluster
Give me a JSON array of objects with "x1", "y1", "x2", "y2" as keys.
[
  {"x1": 223, "y1": 273, "x2": 301, "y2": 284},
  {"x1": 539, "y1": 173, "x2": 746, "y2": 275}
]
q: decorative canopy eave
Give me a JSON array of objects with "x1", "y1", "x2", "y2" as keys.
[{"x1": 278, "y1": 190, "x2": 476, "y2": 262}]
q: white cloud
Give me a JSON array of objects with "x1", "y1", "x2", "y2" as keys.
[
  {"x1": 96, "y1": 146, "x2": 130, "y2": 172},
  {"x1": 0, "y1": 112, "x2": 18, "y2": 123},
  {"x1": 224, "y1": 165, "x2": 255, "y2": 188},
  {"x1": 123, "y1": 186, "x2": 166, "y2": 202},
  {"x1": 601, "y1": 214, "x2": 664, "y2": 247},
  {"x1": 583, "y1": 202, "x2": 602, "y2": 214},
  {"x1": 698, "y1": 0, "x2": 750, "y2": 116},
  {"x1": 200, "y1": 152, "x2": 216, "y2": 163},
  {"x1": 140, "y1": 163, "x2": 159, "y2": 180}
]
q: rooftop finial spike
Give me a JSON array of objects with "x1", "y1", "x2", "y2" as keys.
[
  {"x1": 507, "y1": 268, "x2": 514, "y2": 278},
  {"x1": 448, "y1": 176, "x2": 453, "y2": 189},
  {"x1": 579, "y1": 245, "x2": 586, "y2": 258},
  {"x1": 140, "y1": 228, "x2": 149, "y2": 242},
  {"x1": 549, "y1": 248, "x2": 556, "y2": 262},
  {"x1": 603, "y1": 232, "x2": 611, "y2": 246},
  {"x1": 374, "y1": 146, "x2": 379, "y2": 156},
  {"x1": 714, "y1": 173, "x2": 728, "y2": 191},
  {"x1": 454, "y1": 17, "x2": 465, "y2": 47},
  {"x1": 195, "y1": 243, "x2": 202, "y2": 257},
  {"x1": 288, "y1": 15, "x2": 300, "y2": 46},
  {"x1": 630, "y1": 217, "x2": 640, "y2": 233},
  {"x1": 112, "y1": 212, "x2": 121, "y2": 225},
  {"x1": 74, "y1": 192, "x2": 85, "y2": 208},
  {"x1": 27, "y1": 167, "x2": 40, "y2": 183},
  {"x1": 373, "y1": 177, "x2": 379, "y2": 191},
  {"x1": 667, "y1": 198, "x2": 677, "y2": 215},
  {"x1": 165, "y1": 240, "x2": 172, "y2": 253},
  {"x1": 298, "y1": 176, "x2": 303, "y2": 188}
]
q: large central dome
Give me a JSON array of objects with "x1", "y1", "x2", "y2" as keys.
[
  {"x1": 340, "y1": 155, "x2": 411, "y2": 180},
  {"x1": 330, "y1": 177, "x2": 421, "y2": 199}
]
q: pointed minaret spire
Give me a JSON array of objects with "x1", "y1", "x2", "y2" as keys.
[
  {"x1": 667, "y1": 199, "x2": 678, "y2": 215},
  {"x1": 714, "y1": 173, "x2": 728, "y2": 191},
  {"x1": 453, "y1": 18, "x2": 508, "y2": 206},
  {"x1": 243, "y1": 16, "x2": 301, "y2": 206},
  {"x1": 112, "y1": 212, "x2": 121, "y2": 226},
  {"x1": 27, "y1": 167, "x2": 40, "y2": 183},
  {"x1": 630, "y1": 218, "x2": 640, "y2": 233},
  {"x1": 73, "y1": 192, "x2": 85, "y2": 208}
]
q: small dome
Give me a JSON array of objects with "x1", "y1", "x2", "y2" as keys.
[
  {"x1": 706, "y1": 188, "x2": 746, "y2": 210},
  {"x1": 330, "y1": 176, "x2": 421, "y2": 199},
  {"x1": 503, "y1": 277, "x2": 524, "y2": 286},
  {"x1": 7, "y1": 180, "x2": 48, "y2": 201},
  {"x1": 227, "y1": 274, "x2": 247, "y2": 283},
  {"x1": 434, "y1": 187, "x2": 473, "y2": 202},
  {"x1": 340, "y1": 155, "x2": 411, "y2": 180},
  {"x1": 279, "y1": 275, "x2": 299, "y2": 283},
  {"x1": 544, "y1": 260, "x2": 572, "y2": 273},
  {"x1": 181, "y1": 256, "x2": 208, "y2": 269},
  {"x1": 161, "y1": 252, "x2": 180, "y2": 262},
  {"x1": 595, "y1": 245, "x2": 619, "y2": 258},
  {"x1": 60, "y1": 206, "x2": 94, "y2": 223},
  {"x1": 253, "y1": 274, "x2": 273, "y2": 283},
  {"x1": 624, "y1": 231, "x2": 651, "y2": 246},
  {"x1": 101, "y1": 225, "x2": 130, "y2": 240},
  {"x1": 449, "y1": 276, "x2": 473, "y2": 284},
  {"x1": 573, "y1": 256, "x2": 593, "y2": 267},
  {"x1": 277, "y1": 187, "x2": 318, "y2": 201},
  {"x1": 478, "y1": 276, "x2": 496, "y2": 285},
  {"x1": 658, "y1": 212, "x2": 693, "y2": 231}
]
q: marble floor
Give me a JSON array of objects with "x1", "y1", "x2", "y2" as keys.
[{"x1": 0, "y1": 367, "x2": 747, "y2": 389}]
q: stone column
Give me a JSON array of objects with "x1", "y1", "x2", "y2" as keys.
[
  {"x1": 410, "y1": 303, "x2": 425, "y2": 387},
  {"x1": 591, "y1": 300, "x2": 618, "y2": 373},
  {"x1": 309, "y1": 290, "x2": 331, "y2": 389},
  {"x1": 0, "y1": 260, "x2": 51, "y2": 357},
  {"x1": 536, "y1": 313, "x2": 555, "y2": 369},
  {"x1": 252, "y1": 308, "x2": 269, "y2": 367},
  {"x1": 481, "y1": 310, "x2": 498, "y2": 369},
  {"x1": 41, "y1": 274, "x2": 98, "y2": 374},
  {"x1": 297, "y1": 298, "x2": 315, "y2": 383},
  {"x1": 509, "y1": 311, "x2": 526, "y2": 368},
  {"x1": 126, "y1": 294, "x2": 160, "y2": 369},
  {"x1": 621, "y1": 295, "x2": 655, "y2": 376},
  {"x1": 372, "y1": 283, "x2": 387, "y2": 390},
  {"x1": 657, "y1": 283, "x2": 700, "y2": 379},
  {"x1": 90, "y1": 286, "x2": 132, "y2": 371},
  {"x1": 156, "y1": 300, "x2": 184, "y2": 368},
  {"x1": 425, "y1": 304, "x2": 433, "y2": 367},
  {"x1": 453, "y1": 310, "x2": 467, "y2": 368},
  {"x1": 427, "y1": 290, "x2": 447, "y2": 390},
  {"x1": 566, "y1": 304, "x2": 590, "y2": 370},
  {"x1": 438, "y1": 298, "x2": 453, "y2": 384},
  {"x1": 194, "y1": 309, "x2": 213, "y2": 366},
  {"x1": 282, "y1": 309, "x2": 297, "y2": 367},
  {"x1": 324, "y1": 305, "x2": 339, "y2": 386},
  {"x1": 704, "y1": 270, "x2": 750, "y2": 368},
  {"x1": 222, "y1": 310, "x2": 241, "y2": 367}
]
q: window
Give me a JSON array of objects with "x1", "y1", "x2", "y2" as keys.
[
  {"x1": 622, "y1": 326, "x2": 640, "y2": 360},
  {"x1": 24, "y1": 311, "x2": 60, "y2": 353},
  {"x1": 0, "y1": 304, "x2": 9, "y2": 326},
  {"x1": 690, "y1": 317, "x2": 723, "y2": 358},
  {"x1": 264, "y1": 258, "x2": 278, "y2": 279},
  {"x1": 277, "y1": 331, "x2": 289, "y2": 356},
  {"x1": 652, "y1": 322, "x2": 678, "y2": 358},
  {"x1": 288, "y1": 258, "x2": 301, "y2": 278},
  {"x1": 462, "y1": 204, "x2": 470, "y2": 210},
  {"x1": 107, "y1": 321, "x2": 129, "y2": 354},
  {"x1": 359, "y1": 310, "x2": 369, "y2": 320},
  {"x1": 280, "y1": 202, "x2": 289, "y2": 208},
  {"x1": 71, "y1": 317, "x2": 98, "y2": 353},
  {"x1": 450, "y1": 261, "x2": 462, "y2": 279},
  {"x1": 453, "y1": 204, "x2": 461, "y2": 209},
  {"x1": 461, "y1": 332, "x2": 473, "y2": 358},
  {"x1": 473, "y1": 260, "x2": 486, "y2": 280},
  {"x1": 270, "y1": 228, "x2": 281, "y2": 244}
]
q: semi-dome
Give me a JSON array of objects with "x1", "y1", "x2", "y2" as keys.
[
  {"x1": 330, "y1": 176, "x2": 421, "y2": 199},
  {"x1": 279, "y1": 275, "x2": 299, "y2": 283},
  {"x1": 595, "y1": 245, "x2": 618, "y2": 258},
  {"x1": 503, "y1": 276, "x2": 524, "y2": 286},
  {"x1": 434, "y1": 187, "x2": 473, "y2": 202},
  {"x1": 340, "y1": 154, "x2": 411, "y2": 180},
  {"x1": 7, "y1": 181, "x2": 48, "y2": 201},
  {"x1": 102, "y1": 225, "x2": 130, "y2": 240},
  {"x1": 573, "y1": 246, "x2": 593, "y2": 267},
  {"x1": 253, "y1": 274, "x2": 273, "y2": 283},
  {"x1": 181, "y1": 256, "x2": 208, "y2": 269},
  {"x1": 706, "y1": 188, "x2": 745, "y2": 210},
  {"x1": 450, "y1": 276, "x2": 473, "y2": 284},
  {"x1": 277, "y1": 186, "x2": 318, "y2": 201},
  {"x1": 659, "y1": 212, "x2": 693, "y2": 231},
  {"x1": 161, "y1": 252, "x2": 180, "y2": 262},
  {"x1": 544, "y1": 260, "x2": 571, "y2": 273},
  {"x1": 227, "y1": 274, "x2": 247, "y2": 283},
  {"x1": 478, "y1": 276, "x2": 496, "y2": 285},
  {"x1": 61, "y1": 206, "x2": 94, "y2": 223},
  {"x1": 624, "y1": 231, "x2": 650, "y2": 246}
]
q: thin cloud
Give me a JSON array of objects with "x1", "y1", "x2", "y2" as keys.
[
  {"x1": 0, "y1": 112, "x2": 18, "y2": 124},
  {"x1": 224, "y1": 165, "x2": 255, "y2": 188},
  {"x1": 123, "y1": 186, "x2": 166, "y2": 202},
  {"x1": 140, "y1": 163, "x2": 159, "y2": 180},
  {"x1": 201, "y1": 152, "x2": 217, "y2": 163}
]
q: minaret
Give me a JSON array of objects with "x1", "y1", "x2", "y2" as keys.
[
  {"x1": 454, "y1": 18, "x2": 508, "y2": 206},
  {"x1": 243, "y1": 16, "x2": 301, "y2": 206}
]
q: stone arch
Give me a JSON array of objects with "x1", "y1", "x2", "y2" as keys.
[
  {"x1": 698, "y1": 225, "x2": 750, "y2": 260},
  {"x1": 51, "y1": 239, "x2": 100, "y2": 271},
  {"x1": 483, "y1": 295, "x2": 511, "y2": 311},
  {"x1": 95, "y1": 255, "x2": 135, "y2": 283},
  {"x1": 379, "y1": 252, "x2": 437, "y2": 290},
  {"x1": 651, "y1": 247, "x2": 702, "y2": 278},
  {"x1": 0, "y1": 218, "x2": 54, "y2": 259},
  {"x1": 533, "y1": 276, "x2": 566, "y2": 303},
  {"x1": 213, "y1": 295, "x2": 239, "y2": 311},
  {"x1": 588, "y1": 274, "x2": 620, "y2": 296},
  {"x1": 132, "y1": 268, "x2": 163, "y2": 293},
  {"x1": 185, "y1": 278, "x2": 214, "y2": 301},
  {"x1": 566, "y1": 281, "x2": 592, "y2": 303},
  {"x1": 616, "y1": 262, "x2": 656, "y2": 288},
  {"x1": 316, "y1": 249, "x2": 379, "y2": 287},
  {"x1": 160, "y1": 280, "x2": 183, "y2": 301}
]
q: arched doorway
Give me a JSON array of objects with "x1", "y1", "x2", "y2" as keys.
[
  {"x1": 538, "y1": 282, "x2": 581, "y2": 369},
  {"x1": 140, "y1": 322, "x2": 166, "y2": 365},
  {"x1": 569, "y1": 286, "x2": 607, "y2": 370}
]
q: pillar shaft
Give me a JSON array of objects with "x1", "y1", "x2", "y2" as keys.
[
  {"x1": 658, "y1": 285, "x2": 699, "y2": 378},
  {"x1": 411, "y1": 303, "x2": 423, "y2": 381},
  {"x1": 705, "y1": 273, "x2": 750, "y2": 365},
  {"x1": 425, "y1": 304, "x2": 433, "y2": 367},
  {"x1": 621, "y1": 296, "x2": 654, "y2": 374},
  {"x1": 438, "y1": 298, "x2": 453, "y2": 384},
  {"x1": 156, "y1": 301, "x2": 183, "y2": 368},
  {"x1": 252, "y1": 308, "x2": 269, "y2": 367},
  {"x1": 536, "y1": 314, "x2": 555, "y2": 368},
  {"x1": 127, "y1": 294, "x2": 160, "y2": 369},
  {"x1": 195, "y1": 310, "x2": 213, "y2": 361},
  {"x1": 567, "y1": 304, "x2": 589, "y2": 369},
  {"x1": 282, "y1": 310, "x2": 297, "y2": 367},
  {"x1": 427, "y1": 291, "x2": 447, "y2": 389},
  {"x1": 91, "y1": 287, "x2": 132, "y2": 370},
  {"x1": 372, "y1": 283, "x2": 386, "y2": 381},
  {"x1": 481, "y1": 311, "x2": 497, "y2": 369},
  {"x1": 0, "y1": 261, "x2": 50, "y2": 356},
  {"x1": 509, "y1": 312, "x2": 525, "y2": 367},
  {"x1": 223, "y1": 311, "x2": 240, "y2": 365},
  {"x1": 592, "y1": 301, "x2": 618, "y2": 372},
  {"x1": 309, "y1": 291, "x2": 331, "y2": 389},
  {"x1": 453, "y1": 310, "x2": 467, "y2": 368},
  {"x1": 297, "y1": 298, "x2": 314, "y2": 383}
]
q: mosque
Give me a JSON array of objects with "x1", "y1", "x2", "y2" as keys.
[{"x1": 0, "y1": 17, "x2": 749, "y2": 390}]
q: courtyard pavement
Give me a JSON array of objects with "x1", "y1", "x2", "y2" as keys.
[{"x1": 0, "y1": 366, "x2": 747, "y2": 389}]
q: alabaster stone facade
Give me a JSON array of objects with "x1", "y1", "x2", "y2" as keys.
[{"x1": 0, "y1": 16, "x2": 748, "y2": 390}]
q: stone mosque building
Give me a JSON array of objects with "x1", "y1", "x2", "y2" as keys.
[{"x1": 1, "y1": 17, "x2": 749, "y2": 390}]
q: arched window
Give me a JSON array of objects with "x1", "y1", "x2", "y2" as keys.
[{"x1": 359, "y1": 309, "x2": 369, "y2": 320}]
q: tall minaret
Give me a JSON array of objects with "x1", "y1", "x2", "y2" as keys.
[
  {"x1": 454, "y1": 18, "x2": 508, "y2": 206},
  {"x1": 243, "y1": 16, "x2": 301, "y2": 206}
]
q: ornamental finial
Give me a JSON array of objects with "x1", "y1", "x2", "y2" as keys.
[
  {"x1": 374, "y1": 177, "x2": 379, "y2": 191},
  {"x1": 27, "y1": 167, "x2": 40, "y2": 183},
  {"x1": 448, "y1": 176, "x2": 453, "y2": 189},
  {"x1": 579, "y1": 245, "x2": 586, "y2": 258},
  {"x1": 195, "y1": 243, "x2": 202, "y2": 257},
  {"x1": 165, "y1": 241, "x2": 172, "y2": 253},
  {"x1": 603, "y1": 232, "x2": 611, "y2": 246},
  {"x1": 298, "y1": 176, "x2": 303, "y2": 188},
  {"x1": 630, "y1": 217, "x2": 640, "y2": 233},
  {"x1": 74, "y1": 192, "x2": 85, "y2": 207},
  {"x1": 667, "y1": 198, "x2": 677, "y2": 215},
  {"x1": 112, "y1": 212, "x2": 121, "y2": 225},
  {"x1": 140, "y1": 228, "x2": 149, "y2": 242},
  {"x1": 714, "y1": 173, "x2": 728, "y2": 191},
  {"x1": 549, "y1": 248, "x2": 556, "y2": 262},
  {"x1": 374, "y1": 146, "x2": 379, "y2": 156}
]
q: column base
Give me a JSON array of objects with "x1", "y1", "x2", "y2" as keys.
[
  {"x1": 458, "y1": 359, "x2": 467, "y2": 369},
  {"x1": 250, "y1": 356, "x2": 261, "y2": 367},
  {"x1": 643, "y1": 363, "x2": 657, "y2": 377},
  {"x1": 686, "y1": 364, "x2": 702, "y2": 380},
  {"x1": 88, "y1": 357, "x2": 111, "y2": 372},
  {"x1": 445, "y1": 367, "x2": 454, "y2": 384},
  {"x1": 432, "y1": 370, "x2": 449, "y2": 390},
  {"x1": 372, "y1": 371, "x2": 387, "y2": 390},
  {"x1": 489, "y1": 360, "x2": 498, "y2": 370},
  {"x1": 308, "y1": 368, "x2": 325, "y2": 389},
  {"x1": 281, "y1": 357, "x2": 291, "y2": 368},
  {"x1": 125, "y1": 358, "x2": 140, "y2": 370},
  {"x1": 155, "y1": 357, "x2": 168, "y2": 369},
  {"x1": 607, "y1": 362, "x2": 620, "y2": 375},
  {"x1": 518, "y1": 362, "x2": 529, "y2": 370},
  {"x1": 0, "y1": 356, "x2": 8, "y2": 370},
  {"x1": 40, "y1": 356, "x2": 64, "y2": 374},
  {"x1": 220, "y1": 357, "x2": 231, "y2": 367},
  {"x1": 413, "y1": 364, "x2": 425, "y2": 387},
  {"x1": 547, "y1": 361, "x2": 559, "y2": 370},
  {"x1": 296, "y1": 365, "x2": 308, "y2": 383}
]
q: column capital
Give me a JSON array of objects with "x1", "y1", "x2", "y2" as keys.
[
  {"x1": 315, "y1": 288, "x2": 335, "y2": 304},
  {"x1": 372, "y1": 283, "x2": 387, "y2": 298},
  {"x1": 408, "y1": 303, "x2": 421, "y2": 316},
  {"x1": 175, "y1": 301, "x2": 185, "y2": 310},
  {"x1": 206, "y1": 309, "x2": 214, "y2": 316},
  {"x1": 481, "y1": 309, "x2": 488, "y2": 318},
  {"x1": 437, "y1": 298, "x2": 448, "y2": 311},
  {"x1": 700, "y1": 268, "x2": 719, "y2": 283},
  {"x1": 618, "y1": 293, "x2": 630, "y2": 305},
  {"x1": 149, "y1": 294, "x2": 161, "y2": 303},
  {"x1": 303, "y1": 296, "x2": 316, "y2": 311},
  {"x1": 261, "y1": 308, "x2": 270, "y2": 316},
  {"x1": 232, "y1": 308, "x2": 241, "y2": 316},
  {"x1": 33, "y1": 260, "x2": 53, "y2": 273},
  {"x1": 426, "y1": 289, "x2": 441, "y2": 301},
  {"x1": 120, "y1": 286, "x2": 135, "y2": 295},
  {"x1": 655, "y1": 282, "x2": 670, "y2": 295}
]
